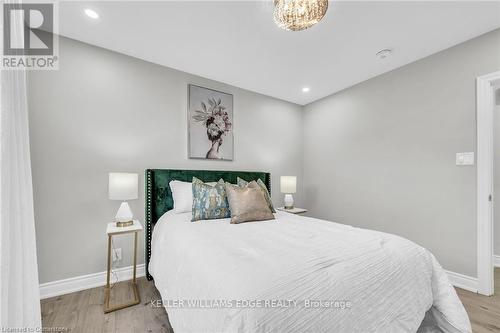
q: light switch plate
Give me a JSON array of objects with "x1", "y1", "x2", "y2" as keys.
[{"x1": 456, "y1": 152, "x2": 474, "y2": 166}]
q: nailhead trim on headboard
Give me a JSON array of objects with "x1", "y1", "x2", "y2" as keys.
[
  {"x1": 145, "y1": 169, "x2": 153, "y2": 280},
  {"x1": 144, "y1": 169, "x2": 271, "y2": 281}
]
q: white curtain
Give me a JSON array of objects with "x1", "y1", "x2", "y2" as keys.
[{"x1": 0, "y1": 1, "x2": 42, "y2": 329}]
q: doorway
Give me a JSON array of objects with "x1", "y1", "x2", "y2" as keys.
[{"x1": 477, "y1": 71, "x2": 500, "y2": 296}]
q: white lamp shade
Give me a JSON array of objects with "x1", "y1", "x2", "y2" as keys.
[
  {"x1": 280, "y1": 176, "x2": 297, "y2": 194},
  {"x1": 109, "y1": 173, "x2": 138, "y2": 200}
]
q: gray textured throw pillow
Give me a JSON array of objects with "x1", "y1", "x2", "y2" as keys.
[
  {"x1": 225, "y1": 183, "x2": 275, "y2": 224},
  {"x1": 236, "y1": 177, "x2": 275, "y2": 213}
]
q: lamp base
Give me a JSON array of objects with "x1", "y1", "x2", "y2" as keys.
[
  {"x1": 116, "y1": 220, "x2": 134, "y2": 227},
  {"x1": 115, "y1": 201, "x2": 134, "y2": 227},
  {"x1": 284, "y1": 194, "x2": 294, "y2": 210}
]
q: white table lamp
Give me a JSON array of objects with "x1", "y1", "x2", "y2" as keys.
[
  {"x1": 280, "y1": 176, "x2": 297, "y2": 209},
  {"x1": 109, "y1": 172, "x2": 138, "y2": 227}
]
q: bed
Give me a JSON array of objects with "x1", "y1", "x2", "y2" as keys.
[{"x1": 145, "y1": 169, "x2": 471, "y2": 333}]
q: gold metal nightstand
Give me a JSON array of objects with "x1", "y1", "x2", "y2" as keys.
[
  {"x1": 276, "y1": 207, "x2": 308, "y2": 214},
  {"x1": 104, "y1": 220, "x2": 143, "y2": 313}
]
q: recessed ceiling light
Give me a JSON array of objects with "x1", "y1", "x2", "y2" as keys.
[
  {"x1": 84, "y1": 9, "x2": 99, "y2": 19},
  {"x1": 302, "y1": 87, "x2": 310, "y2": 93},
  {"x1": 376, "y1": 49, "x2": 392, "y2": 60}
]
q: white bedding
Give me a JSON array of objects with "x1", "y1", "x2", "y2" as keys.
[{"x1": 150, "y1": 211, "x2": 471, "y2": 333}]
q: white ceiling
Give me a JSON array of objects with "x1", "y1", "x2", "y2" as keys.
[{"x1": 58, "y1": 1, "x2": 500, "y2": 105}]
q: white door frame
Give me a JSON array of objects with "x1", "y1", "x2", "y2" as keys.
[{"x1": 477, "y1": 71, "x2": 500, "y2": 296}]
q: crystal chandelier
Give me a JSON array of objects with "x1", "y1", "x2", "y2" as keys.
[{"x1": 273, "y1": 0, "x2": 329, "y2": 31}]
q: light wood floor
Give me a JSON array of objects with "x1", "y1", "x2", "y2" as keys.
[
  {"x1": 457, "y1": 268, "x2": 500, "y2": 333},
  {"x1": 41, "y1": 271, "x2": 500, "y2": 333},
  {"x1": 41, "y1": 277, "x2": 173, "y2": 333}
]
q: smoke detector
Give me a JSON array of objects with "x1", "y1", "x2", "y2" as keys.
[{"x1": 376, "y1": 49, "x2": 392, "y2": 60}]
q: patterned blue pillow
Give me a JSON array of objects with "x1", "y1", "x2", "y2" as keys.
[{"x1": 191, "y1": 177, "x2": 230, "y2": 221}]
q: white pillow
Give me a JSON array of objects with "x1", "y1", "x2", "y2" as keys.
[
  {"x1": 169, "y1": 180, "x2": 193, "y2": 213},
  {"x1": 169, "y1": 180, "x2": 218, "y2": 213}
]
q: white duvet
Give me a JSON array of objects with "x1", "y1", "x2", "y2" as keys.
[{"x1": 150, "y1": 211, "x2": 471, "y2": 333}]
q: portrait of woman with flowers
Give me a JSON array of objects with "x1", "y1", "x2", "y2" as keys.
[{"x1": 188, "y1": 85, "x2": 234, "y2": 160}]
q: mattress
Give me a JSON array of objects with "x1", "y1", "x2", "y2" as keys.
[{"x1": 149, "y1": 210, "x2": 471, "y2": 333}]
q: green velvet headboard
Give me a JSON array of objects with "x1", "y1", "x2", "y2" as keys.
[{"x1": 145, "y1": 169, "x2": 271, "y2": 280}]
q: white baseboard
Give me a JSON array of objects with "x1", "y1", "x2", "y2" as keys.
[
  {"x1": 494, "y1": 255, "x2": 500, "y2": 268},
  {"x1": 445, "y1": 270, "x2": 478, "y2": 293},
  {"x1": 39, "y1": 265, "x2": 475, "y2": 299},
  {"x1": 39, "y1": 264, "x2": 145, "y2": 299}
]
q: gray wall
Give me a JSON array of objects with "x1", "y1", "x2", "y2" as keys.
[
  {"x1": 28, "y1": 37, "x2": 304, "y2": 283},
  {"x1": 302, "y1": 29, "x2": 500, "y2": 277}
]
